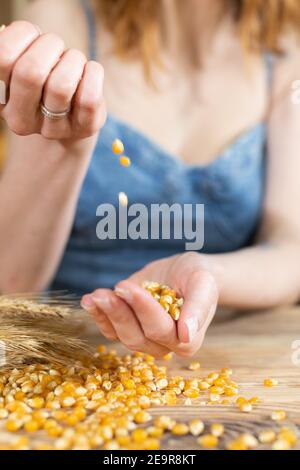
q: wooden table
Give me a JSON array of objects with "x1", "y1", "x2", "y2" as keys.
[{"x1": 1, "y1": 305, "x2": 300, "y2": 450}]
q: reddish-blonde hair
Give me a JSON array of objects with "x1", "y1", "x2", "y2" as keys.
[{"x1": 98, "y1": 0, "x2": 300, "y2": 75}]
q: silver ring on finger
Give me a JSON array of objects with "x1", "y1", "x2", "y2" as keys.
[{"x1": 40, "y1": 102, "x2": 71, "y2": 121}]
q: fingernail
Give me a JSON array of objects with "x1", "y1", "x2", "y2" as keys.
[
  {"x1": 114, "y1": 287, "x2": 132, "y2": 302},
  {"x1": 81, "y1": 295, "x2": 95, "y2": 310},
  {"x1": 92, "y1": 294, "x2": 111, "y2": 311},
  {"x1": 184, "y1": 317, "x2": 199, "y2": 343}
]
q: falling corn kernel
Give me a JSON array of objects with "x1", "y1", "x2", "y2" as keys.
[
  {"x1": 264, "y1": 378, "x2": 278, "y2": 387},
  {"x1": 210, "y1": 423, "x2": 224, "y2": 437},
  {"x1": 118, "y1": 192, "x2": 128, "y2": 207},
  {"x1": 112, "y1": 139, "x2": 124, "y2": 155},
  {"x1": 271, "y1": 410, "x2": 286, "y2": 422},
  {"x1": 198, "y1": 434, "x2": 218, "y2": 449},
  {"x1": 119, "y1": 156, "x2": 131, "y2": 168}
]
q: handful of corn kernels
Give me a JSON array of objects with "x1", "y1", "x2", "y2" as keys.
[{"x1": 142, "y1": 281, "x2": 184, "y2": 321}]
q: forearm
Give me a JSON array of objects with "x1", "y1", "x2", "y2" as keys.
[
  {"x1": 0, "y1": 133, "x2": 96, "y2": 293},
  {"x1": 201, "y1": 241, "x2": 300, "y2": 309}
]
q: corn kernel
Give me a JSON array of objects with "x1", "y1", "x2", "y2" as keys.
[
  {"x1": 198, "y1": 434, "x2": 218, "y2": 449},
  {"x1": 258, "y1": 429, "x2": 276, "y2": 444},
  {"x1": 210, "y1": 423, "x2": 224, "y2": 437},
  {"x1": 172, "y1": 423, "x2": 189, "y2": 436},
  {"x1": 119, "y1": 156, "x2": 131, "y2": 168},
  {"x1": 189, "y1": 419, "x2": 204, "y2": 436},
  {"x1": 271, "y1": 410, "x2": 286, "y2": 421},
  {"x1": 264, "y1": 378, "x2": 278, "y2": 387},
  {"x1": 112, "y1": 139, "x2": 125, "y2": 155},
  {"x1": 188, "y1": 361, "x2": 201, "y2": 371}
]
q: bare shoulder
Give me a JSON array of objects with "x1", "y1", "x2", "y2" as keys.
[{"x1": 20, "y1": 0, "x2": 89, "y2": 55}]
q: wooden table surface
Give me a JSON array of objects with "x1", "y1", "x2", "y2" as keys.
[{"x1": 1, "y1": 305, "x2": 300, "y2": 450}]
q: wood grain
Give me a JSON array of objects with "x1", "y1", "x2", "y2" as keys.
[{"x1": 1, "y1": 305, "x2": 299, "y2": 450}]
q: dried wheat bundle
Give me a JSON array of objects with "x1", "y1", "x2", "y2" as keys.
[{"x1": 0, "y1": 293, "x2": 93, "y2": 369}]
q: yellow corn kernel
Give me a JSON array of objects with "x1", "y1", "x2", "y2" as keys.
[
  {"x1": 119, "y1": 156, "x2": 131, "y2": 168},
  {"x1": 277, "y1": 427, "x2": 297, "y2": 446},
  {"x1": 147, "y1": 426, "x2": 164, "y2": 438},
  {"x1": 199, "y1": 381, "x2": 211, "y2": 391},
  {"x1": 132, "y1": 428, "x2": 148, "y2": 443},
  {"x1": 210, "y1": 423, "x2": 224, "y2": 437},
  {"x1": 143, "y1": 438, "x2": 160, "y2": 450},
  {"x1": 239, "y1": 402, "x2": 252, "y2": 413},
  {"x1": 189, "y1": 419, "x2": 204, "y2": 436},
  {"x1": 272, "y1": 439, "x2": 291, "y2": 450},
  {"x1": 172, "y1": 423, "x2": 189, "y2": 436},
  {"x1": 134, "y1": 410, "x2": 151, "y2": 424},
  {"x1": 209, "y1": 392, "x2": 221, "y2": 403},
  {"x1": 264, "y1": 378, "x2": 278, "y2": 387},
  {"x1": 112, "y1": 139, "x2": 124, "y2": 155},
  {"x1": 198, "y1": 434, "x2": 218, "y2": 449},
  {"x1": 27, "y1": 397, "x2": 45, "y2": 409},
  {"x1": 6, "y1": 419, "x2": 23, "y2": 432},
  {"x1": 0, "y1": 408, "x2": 9, "y2": 419},
  {"x1": 164, "y1": 391, "x2": 177, "y2": 406},
  {"x1": 188, "y1": 361, "x2": 201, "y2": 371},
  {"x1": 249, "y1": 396, "x2": 260, "y2": 405},
  {"x1": 240, "y1": 433, "x2": 258, "y2": 449},
  {"x1": 258, "y1": 429, "x2": 276, "y2": 444},
  {"x1": 271, "y1": 410, "x2": 286, "y2": 422},
  {"x1": 24, "y1": 420, "x2": 40, "y2": 433},
  {"x1": 162, "y1": 353, "x2": 173, "y2": 361},
  {"x1": 227, "y1": 438, "x2": 248, "y2": 451}
]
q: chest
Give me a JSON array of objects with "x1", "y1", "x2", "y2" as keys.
[{"x1": 100, "y1": 41, "x2": 269, "y2": 164}]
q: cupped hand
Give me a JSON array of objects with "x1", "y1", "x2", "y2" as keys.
[
  {"x1": 81, "y1": 253, "x2": 219, "y2": 358},
  {"x1": 0, "y1": 21, "x2": 106, "y2": 141}
]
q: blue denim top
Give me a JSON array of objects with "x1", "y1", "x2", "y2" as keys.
[{"x1": 51, "y1": 1, "x2": 270, "y2": 295}]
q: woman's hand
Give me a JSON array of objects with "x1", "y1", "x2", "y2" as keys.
[
  {"x1": 81, "y1": 253, "x2": 219, "y2": 357},
  {"x1": 0, "y1": 21, "x2": 106, "y2": 142}
]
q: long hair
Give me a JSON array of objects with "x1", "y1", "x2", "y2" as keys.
[{"x1": 97, "y1": 0, "x2": 300, "y2": 76}]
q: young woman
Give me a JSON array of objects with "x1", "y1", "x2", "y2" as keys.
[{"x1": 0, "y1": 0, "x2": 300, "y2": 357}]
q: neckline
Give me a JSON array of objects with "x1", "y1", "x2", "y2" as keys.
[{"x1": 105, "y1": 112, "x2": 266, "y2": 172}]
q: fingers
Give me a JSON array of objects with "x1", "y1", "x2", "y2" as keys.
[
  {"x1": 73, "y1": 61, "x2": 106, "y2": 138},
  {"x1": 0, "y1": 21, "x2": 41, "y2": 109},
  {"x1": 4, "y1": 33, "x2": 65, "y2": 135},
  {"x1": 90, "y1": 289, "x2": 169, "y2": 357},
  {"x1": 115, "y1": 280, "x2": 178, "y2": 347},
  {"x1": 41, "y1": 49, "x2": 87, "y2": 139},
  {"x1": 177, "y1": 270, "x2": 218, "y2": 344},
  {"x1": 81, "y1": 294, "x2": 118, "y2": 341}
]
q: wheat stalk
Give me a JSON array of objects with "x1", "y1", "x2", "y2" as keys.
[{"x1": 0, "y1": 293, "x2": 93, "y2": 369}]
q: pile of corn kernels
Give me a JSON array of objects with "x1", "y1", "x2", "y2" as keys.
[
  {"x1": 142, "y1": 281, "x2": 184, "y2": 321},
  {"x1": 0, "y1": 346, "x2": 298, "y2": 451}
]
